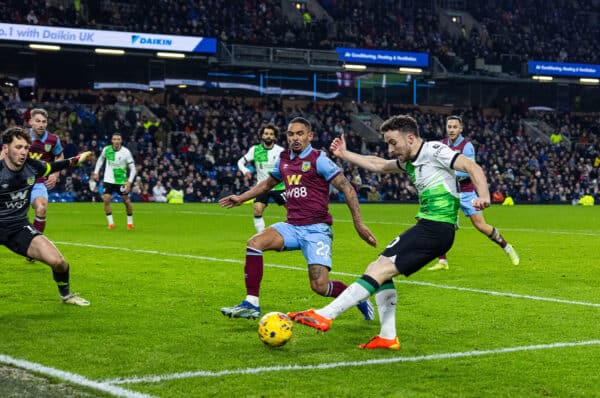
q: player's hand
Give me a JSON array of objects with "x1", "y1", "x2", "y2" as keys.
[
  {"x1": 244, "y1": 172, "x2": 252, "y2": 179},
  {"x1": 77, "y1": 151, "x2": 93, "y2": 165},
  {"x1": 355, "y1": 223, "x2": 377, "y2": 247},
  {"x1": 330, "y1": 134, "x2": 347, "y2": 158},
  {"x1": 472, "y1": 197, "x2": 490, "y2": 211},
  {"x1": 123, "y1": 182, "x2": 132, "y2": 194},
  {"x1": 45, "y1": 173, "x2": 58, "y2": 189},
  {"x1": 91, "y1": 172, "x2": 99, "y2": 181},
  {"x1": 219, "y1": 195, "x2": 243, "y2": 208}
]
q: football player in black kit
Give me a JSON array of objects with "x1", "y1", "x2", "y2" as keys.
[{"x1": 0, "y1": 127, "x2": 92, "y2": 306}]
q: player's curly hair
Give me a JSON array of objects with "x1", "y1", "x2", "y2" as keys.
[
  {"x1": 380, "y1": 115, "x2": 420, "y2": 137},
  {"x1": 260, "y1": 123, "x2": 280, "y2": 136},
  {"x1": 2, "y1": 127, "x2": 32, "y2": 145}
]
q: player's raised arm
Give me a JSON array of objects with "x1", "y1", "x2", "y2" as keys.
[
  {"x1": 330, "y1": 134, "x2": 399, "y2": 174},
  {"x1": 330, "y1": 173, "x2": 377, "y2": 247},
  {"x1": 219, "y1": 175, "x2": 279, "y2": 209}
]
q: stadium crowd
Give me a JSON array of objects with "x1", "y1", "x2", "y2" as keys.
[
  {"x1": 1, "y1": 87, "x2": 598, "y2": 205},
  {"x1": 2, "y1": 0, "x2": 599, "y2": 74}
]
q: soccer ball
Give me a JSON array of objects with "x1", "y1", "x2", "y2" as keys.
[{"x1": 258, "y1": 312, "x2": 293, "y2": 347}]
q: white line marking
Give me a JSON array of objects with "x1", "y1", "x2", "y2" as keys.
[
  {"x1": 0, "y1": 354, "x2": 154, "y2": 398},
  {"x1": 171, "y1": 210, "x2": 600, "y2": 236},
  {"x1": 105, "y1": 339, "x2": 600, "y2": 384},
  {"x1": 55, "y1": 241, "x2": 600, "y2": 308}
]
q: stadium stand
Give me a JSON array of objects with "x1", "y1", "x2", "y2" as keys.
[{"x1": 0, "y1": 1, "x2": 598, "y2": 204}]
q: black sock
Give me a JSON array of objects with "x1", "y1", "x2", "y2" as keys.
[{"x1": 52, "y1": 266, "x2": 70, "y2": 297}]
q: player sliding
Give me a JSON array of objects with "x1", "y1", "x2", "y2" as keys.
[
  {"x1": 219, "y1": 117, "x2": 377, "y2": 321},
  {"x1": 288, "y1": 115, "x2": 492, "y2": 350}
]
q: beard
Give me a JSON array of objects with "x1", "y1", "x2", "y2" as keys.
[{"x1": 263, "y1": 139, "x2": 274, "y2": 146}]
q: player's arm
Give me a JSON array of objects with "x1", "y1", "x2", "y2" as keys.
[
  {"x1": 237, "y1": 148, "x2": 254, "y2": 179},
  {"x1": 219, "y1": 175, "x2": 279, "y2": 208},
  {"x1": 330, "y1": 134, "x2": 400, "y2": 173},
  {"x1": 453, "y1": 154, "x2": 490, "y2": 210},
  {"x1": 91, "y1": 148, "x2": 105, "y2": 181},
  {"x1": 330, "y1": 173, "x2": 377, "y2": 247},
  {"x1": 37, "y1": 152, "x2": 93, "y2": 178},
  {"x1": 124, "y1": 154, "x2": 137, "y2": 194},
  {"x1": 45, "y1": 153, "x2": 64, "y2": 189},
  {"x1": 456, "y1": 142, "x2": 474, "y2": 180}
]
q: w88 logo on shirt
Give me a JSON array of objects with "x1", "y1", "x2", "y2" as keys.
[{"x1": 286, "y1": 186, "x2": 307, "y2": 198}]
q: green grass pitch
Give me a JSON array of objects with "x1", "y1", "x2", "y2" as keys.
[{"x1": 0, "y1": 203, "x2": 599, "y2": 397}]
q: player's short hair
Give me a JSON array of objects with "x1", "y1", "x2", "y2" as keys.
[
  {"x1": 2, "y1": 127, "x2": 32, "y2": 145},
  {"x1": 446, "y1": 115, "x2": 463, "y2": 125},
  {"x1": 260, "y1": 123, "x2": 280, "y2": 136},
  {"x1": 380, "y1": 115, "x2": 420, "y2": 137},
  {"x1": 112, "y1": 132, "x2": 122, "y2": 137},
  {"x1": 30, "y1": 108, "x2": 48, "y2": 120},
  {"x1": 288, "y1": 117, "x2": 312, "y2": 132}
]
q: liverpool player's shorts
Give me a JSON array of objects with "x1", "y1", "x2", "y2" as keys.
[
  {"x1": 0, "y1": 219, "x2": 42, "y2": 257},
  {"x1": 381, "y1": 218, "x2": 455, "y2": 276},
  {"x1": 103, "y1": 182, "x2": 128, "y2": 195},
  {"x1": 255, "y1": 190, "x2": 286, "y2": 206},
  {"x1": 30, "y1": 182, "x2": 48, "y2": 203},
  {"x1": 272, "y1": 222, "x2": 332, "y2": 268}
]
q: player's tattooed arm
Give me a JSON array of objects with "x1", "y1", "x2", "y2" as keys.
[{"x1": 331, "y1": 174, "x2": 377, "y2": 247}]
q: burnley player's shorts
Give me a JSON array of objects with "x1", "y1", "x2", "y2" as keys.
[
  {"x1": 381, "y1": 219, "x2": 455, "y2": 277},
  {"x1": 0, "y1": 220, "x2": 42, "y2": 257},
  {"x1": 30, "y1": 182, "x2": 48, "y2": 203},
  {"x1": 103, "y1": 182, "x2": 128, "y2": 196},
  {"x1": 272, "y1": 222, "x2": 333, "y2": 269},
  {"x1": 460, "y1": 190, "x2": 481, "y2": 217},
  {"x1": 255, "y1": 190, "x2": 286, "y2": 206}
]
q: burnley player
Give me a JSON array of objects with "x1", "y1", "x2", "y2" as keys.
[
  {"x1": 28, "y1": 108, "x2": 64, "y2": 234},
  {"x1": 428, "y1": 115, "x2": 519, "y2": 270},
  {"x1": 1, "y1": 126, "x2": 91, "y2": 306},
  {"x1": 219, "y1": 117, "x2": 377, "y2": 320}
]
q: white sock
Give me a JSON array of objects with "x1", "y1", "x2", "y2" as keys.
[
  {"x1": 375, "y1": 288, "x2": 397, "y2": 339},
  {"x1": 245, "y1": 295, "x2": 259, "y2": 307},
  {"x1": 253, "y1": 217, "x2": 265, "y2": 232},
  {"x1": 127, "y1": 215, "x2": 133, "y2": 225},
  {"x1": 107, "y1": 214, "x2": 114, "y2": 225},
  {"x1": 318, "y1": 282, "x2": 370, "y2": 319}
]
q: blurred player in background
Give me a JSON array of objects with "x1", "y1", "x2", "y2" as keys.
[
  {"x1": 27, "y1": 108, "x2": 64, "y2": 234},
  {"x1": 1, "y1": 126, "x2": 91, "y2": 306},
  {"x1": 91, "y1": 132, "x2": 136, "y2": 230},
  {"x1": 428, "y1": 115, "x2": 519, "y2": 270},
  {"x1": 237, "y1": 123, "x2": 286, "y2": 232},
  {"x1": 220, "y1": 117, "x2": 377, "y2": 320}
]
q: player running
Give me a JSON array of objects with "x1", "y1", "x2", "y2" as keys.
[
  {"x1": 428, "y1": 115, "x2": 519, "y2": 270},
  {"x1": 1, "y1": 126, "x2": 91, "y2": 306}
]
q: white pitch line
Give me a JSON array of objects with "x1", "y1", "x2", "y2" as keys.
[
  {"x1": 55, "y1": 241, "x2": 600, "y2": 309},
  {"x1": 171, "y1": 210, "x2": 600, "y2": 237},
  {"x1": 105, "y1": 339, "x2": 600, "y2": 385},
  {"x1": 0, "y1": 354, "x2": 154, "y2": 398}
]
